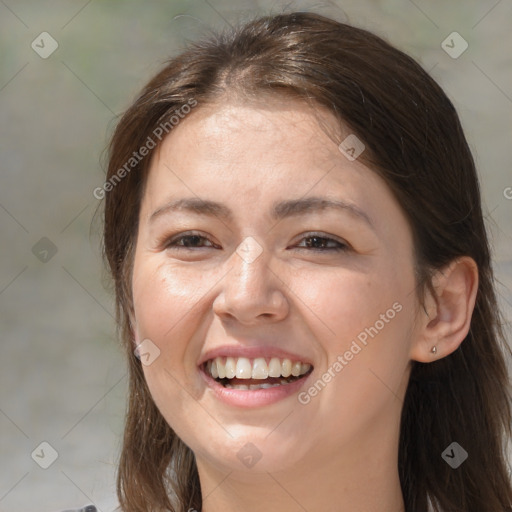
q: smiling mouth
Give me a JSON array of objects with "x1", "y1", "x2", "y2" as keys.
[{"x1": 203, "y1": 356, "x2": 313, "y2": 390}]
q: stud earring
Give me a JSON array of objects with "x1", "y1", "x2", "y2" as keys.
[{"x1": 431, "y1": 346, "x2": 437, "y2": 355}]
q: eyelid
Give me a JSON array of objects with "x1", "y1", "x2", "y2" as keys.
[
  {"x1": 160, "y1": 231, "x2": 217, "y2": 249},
  {"x1": 159, "y1": 230, "x2": 350, "y2": 252},
  {"x1": 292, "y1": 232, "x2": 350, "y2": 251}
]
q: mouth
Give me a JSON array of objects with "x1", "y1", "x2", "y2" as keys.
[{"x1": 202, "y1": 356, "x2": 313, "y2": 390}]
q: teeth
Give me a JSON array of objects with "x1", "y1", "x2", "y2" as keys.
[
  {"x1": 268, "y1": 357, "x2": 282, "y2": 377},
  {"x1": 210, "y1": 360, "x2": 218, "y2": 379},
  {"x1": 224, "y1": 382, "x2": 282, "y2": 390},
  {"x1": 249, "y1": 382, "x2": 281, "y2": 390},
  {"x1": 225, "y1": 357, "x2": 236, "y2": 379},
  {"x1": 216, "y1": 359, "x2": 226, "y2": 379},
  {"x1": 281, "y1": 359, "x2": 292, "y2": 378},
  {"x1": 236, "y1": 357, "x2": 252, "y2": 379},
  {"x1": 251, "y1": 358, "x2": 268, "y2": 379},
  {"x1": 227, "y1": 384, "x2": 249, "y2": 390},
  {"x1": 205, "y1": 356, "x2": 312, "y2": 380},
  {"x1": 291, "y1": 361, "x2": 302, "y2": 377}
]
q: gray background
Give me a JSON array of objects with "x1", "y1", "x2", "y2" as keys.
[{"x1": 1, "y1": 1, "x2": 511, "y2": 511}]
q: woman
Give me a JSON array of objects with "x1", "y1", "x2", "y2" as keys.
[{"x1": 101, "y1": 11, "x2": 512, "y2": 512}]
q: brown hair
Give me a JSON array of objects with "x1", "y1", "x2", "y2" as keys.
[{"x1": 102, "y1": 12, "x2": 512, "y2": 512}]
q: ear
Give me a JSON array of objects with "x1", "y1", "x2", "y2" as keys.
[{"x1": 409, "y1": 256, "x2": 478, "y2": 363}]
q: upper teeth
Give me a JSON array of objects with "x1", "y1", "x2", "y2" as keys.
[{"x1": 205, "y1": 357, "x2": 311, "y2": 380}]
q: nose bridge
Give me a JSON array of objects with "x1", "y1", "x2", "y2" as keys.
[
  {"x1": 214, "y1": 236, "x2": 288, "y2": 322},
  {"x1": 228, "y1": 237, "x2": 273, "y2": 297}
]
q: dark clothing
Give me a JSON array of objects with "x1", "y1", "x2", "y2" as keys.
[{"x1": 60, "y1": 507, "x2": 97, "y2": 512}]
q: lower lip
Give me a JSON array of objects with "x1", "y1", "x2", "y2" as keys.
[{"x1": 200, "y1": 368, "x2": 313, "y2": 408}]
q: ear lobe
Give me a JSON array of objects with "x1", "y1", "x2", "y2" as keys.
[{"x1": 410, "y1": 257, "x2": 479, "y2": 363}]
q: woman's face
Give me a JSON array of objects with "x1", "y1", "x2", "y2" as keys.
[{"x1": 131, "y1": 98, "x2": 423, "y2": 476}]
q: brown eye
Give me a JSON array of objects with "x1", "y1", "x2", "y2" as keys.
[
  {"x1": 165, "y1": 233, "x2": 217, "y2": 249},
  {"x1": 295, "y1": 234, "x2": 349, "y2": 252}
]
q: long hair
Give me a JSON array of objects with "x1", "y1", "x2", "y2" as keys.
[{"x1": 102, "y1": 12, "x2": 512, "y2": 512}]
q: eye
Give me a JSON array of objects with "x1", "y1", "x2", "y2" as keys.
[
  {"x1": 163, "y1": 232, "x2": 218, "y2": 250},
  {"x1": 294, "y1": 233, "x2": 349, "y2": 252}
]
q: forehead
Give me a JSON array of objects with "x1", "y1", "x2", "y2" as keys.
[
  {"x1": 144, "y1": 99, "x2": 376, "y2": 204},
  {"x1": 162, "y1": 99, "x2": 339, "y2": 169}
]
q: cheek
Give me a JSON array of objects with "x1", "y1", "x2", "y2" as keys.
[
  {"x1": 131, "y1": 257, "x2": 214, "y2": 379},
  {"x1": 133, "y1": 258, "x2": 204, "y2": 332},
  {"x1": 131, "y1": 259, "x2": 212, "y2": 423},
  {"x1": 300, "y1": 286, "x2": 412, "y2": 424},
  {"x1": 297, "y1": 262, "x2": 416, "y2": 403},
  {"x1": 300, "y1": 300, "x2": 414, "y2": 446},
  {"x1": 298, "y1": 265, "x2": 410, "y2": 350}
]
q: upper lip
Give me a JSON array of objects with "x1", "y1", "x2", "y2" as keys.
[{"x1": 198, "y1": 344, "x2": 314, "y2": 367}]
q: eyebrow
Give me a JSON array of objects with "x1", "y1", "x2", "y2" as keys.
[{"x1": 149, "y1": 196, "x2": 374, "y2": 230}]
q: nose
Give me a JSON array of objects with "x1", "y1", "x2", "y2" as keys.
[{"x1": 212, "y1": 238, "x2": 289, "y2": 325}]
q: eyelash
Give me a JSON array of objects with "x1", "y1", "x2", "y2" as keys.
[{"x1": 163, "y1": 232, "x2": 349, "y2": 252}]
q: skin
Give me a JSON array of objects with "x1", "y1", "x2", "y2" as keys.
[{"x1": 131, "y1": 97, "x2": 478, "y2": 512}]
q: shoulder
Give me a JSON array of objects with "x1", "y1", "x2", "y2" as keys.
[{"x1": 58, "y1": 507, "x2": 97, "y2": 512}]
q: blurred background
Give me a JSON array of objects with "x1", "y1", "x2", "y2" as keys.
[{"x1": 1, "y1": 1, "x2": 511, "y2": 511}]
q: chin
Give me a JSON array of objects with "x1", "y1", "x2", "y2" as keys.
[{"x1": 190, "y1": 428, "x2": 311, "y2": 475}]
